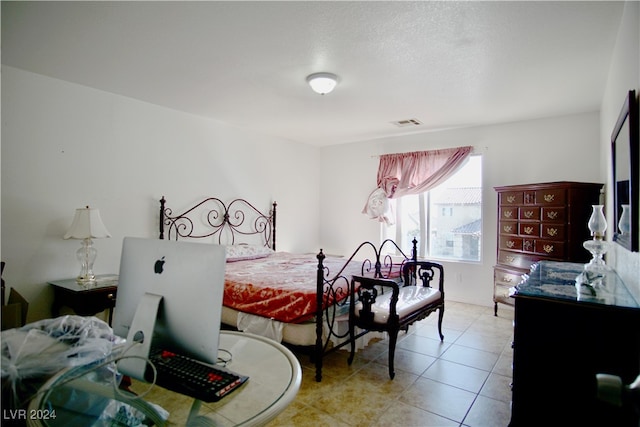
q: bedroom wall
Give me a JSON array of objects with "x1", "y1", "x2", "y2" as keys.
[
  {"x1": 1, "y1": 66, "x2": 321, "y2": 322},
  {"x1": 318, "y1": 112, "x2": 602, "y2": 307},
  {"x1": 601, "y1": 0, "x2": 640, "y2": 302}
]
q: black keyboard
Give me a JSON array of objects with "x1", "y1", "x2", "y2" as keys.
[{"x1": 145, "y1": 347, "x2": 249, "y2": 402}]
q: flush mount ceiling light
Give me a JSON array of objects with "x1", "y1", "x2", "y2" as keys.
[{"x1": 306, "y1": 72, "x2": 338, "y2": 95}]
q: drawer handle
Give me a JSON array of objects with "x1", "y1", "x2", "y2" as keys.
[
  {"x1": 502, "y1": 276, "x2": 513, "y2": 283},
  {"x1": 524, "y1": 226, "x2": 534, "y2": 235},
  {"x1": 504, "y1": 211, "x2": 513, "y2": 218},
  {"x1": 524, "y1": 241, "x2": 533, "y2": 251},
  {"x1": 506, "y1": 241, "x2": 515, "y2": 248},
  {"x1": 547, "y1": 211, "x2": 559, "y2": 220},
  {"x1": 524, "y1": 211, "x2": 534, "y2": 218},
  {"x1": 544, "y1": 194, "x2": 555, "y2": 202},
  {"x1": 547, "y1": 228, "x2": 558, "y2": 236},
  {"x1": 505, "y1": 255, "x2": 515, "y2": 263},
  {"x1": 504, "y1": 225, "x2": 513, "y2": 233},
  {"x1": 543, "y1": 245, "x2": 554, "y2": 254},
  {"x1": 507, "y1": 195, "x2": 517, "y2": 203},
  {"x1": 107, "y1": 293, "x2": 115, "y2": 300}
]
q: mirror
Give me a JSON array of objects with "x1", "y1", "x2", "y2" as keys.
[{"x1": 611, "y1": 89, "x2": 639, "y2": 252}]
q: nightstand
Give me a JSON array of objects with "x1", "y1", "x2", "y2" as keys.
[{"x1": 48, "y1": 275, "x2": 118, "y2": 325}]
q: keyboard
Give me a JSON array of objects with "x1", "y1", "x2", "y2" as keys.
[{"x1": 145, "y1": 347, "x2": 249, "y2": 402}]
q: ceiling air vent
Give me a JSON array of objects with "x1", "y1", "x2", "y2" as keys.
[{"x1": 391, "y1": 118, "x2": 423, "y2": 127}]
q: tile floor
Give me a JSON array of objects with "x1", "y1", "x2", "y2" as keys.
[{"x1": 268, "y1": 301, "x2": 515, "y2": 427}]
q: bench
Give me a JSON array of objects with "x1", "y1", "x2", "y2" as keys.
[{"x1": 348, "y1": 261, "x2": 445, "y2": 379}]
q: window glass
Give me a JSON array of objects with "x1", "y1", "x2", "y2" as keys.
[{"x1": 383, "y1": 155, "x2": 482, "y2": 262}]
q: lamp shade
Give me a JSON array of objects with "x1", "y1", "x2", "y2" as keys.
[
  {"x1": 306, "y1": 72, "x2": 338, "y2": 95},
  {"x1": 64, "y1": 207, "x2": 111, "y2": 240}
]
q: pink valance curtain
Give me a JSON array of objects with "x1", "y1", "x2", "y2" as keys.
[
  {"x1": 363, "y1": 146, "x2": 473, "y2": 224},
  {"x1": 378, "y1": 146, "x2": 473, "y2": 198}
]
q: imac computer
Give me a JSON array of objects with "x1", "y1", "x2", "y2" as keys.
[{"x1": 112, "y1": 237, "x2": 227, "y2": 380}]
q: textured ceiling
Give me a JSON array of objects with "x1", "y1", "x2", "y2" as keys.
[{"x1": 1, "y1": 1, "x2": 625, "y2": 146}]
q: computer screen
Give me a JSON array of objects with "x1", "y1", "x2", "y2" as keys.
[{"x1": 112, "y1": 237, "x2": 226, "y2": 379}]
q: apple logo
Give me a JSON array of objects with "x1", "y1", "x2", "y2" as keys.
[{"x1": 154, "y1": 257, "x2": 165, "y2": 274}]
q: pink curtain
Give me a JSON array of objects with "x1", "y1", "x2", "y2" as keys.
[
  {"x1": 378, "y1": 146, "x2": 473, "y2": 198},
  {"x1": 363, "y1": 146, "x2": 473, "y2": 223}
]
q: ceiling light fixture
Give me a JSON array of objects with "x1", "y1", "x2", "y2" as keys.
[{"x1": 306, "y1": 72, "x2": 338, "y2": 95}]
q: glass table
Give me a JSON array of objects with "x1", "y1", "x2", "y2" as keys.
[{"x1": 28, "y1": 331, "x2": 302, "y2": 426}]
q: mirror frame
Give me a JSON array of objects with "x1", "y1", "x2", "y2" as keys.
[{"x1": 611, "y1": 89, "x2": 639, "y2": 252}]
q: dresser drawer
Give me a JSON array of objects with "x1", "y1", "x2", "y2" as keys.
[
  {"x1": 536, "y1": 188, "x2": 566, "y2": 205},
  {"x1": 519, "y1": 223, "x2": 540, "y2": 237},
  {"x1": 534, "y1": 240, "x2": 565, "y2": 257},
  {"x1": 541, "y1": 207, "x2": 565, "y2": 223},
  {"x1": 493, "y1": 283, "x2": 514, "y2": 305},
  {"x1": 500, "y1": 207, "x2": 518, "y2": 220},
  {"x1": 497, "y1": 250, "x2": 540, "y2": 270},
  {"x1": 500, "y1": 221, "x2": 518, "y2": 235},
  {"x1": 494, "y1": 267, "x2": 524, "y2": 287},
  {"x1": 499, "y1": 191, "x2": 523, "y2": 205},
  {"x1": 519, "y1": 207, "x2": 540, "y2": 221},
  {"x1": 541, "y1": 223, "x2": 565, "y2": 240},
  {"x1": 500, "y1": 236, "x2": 523, "y2": 251}
]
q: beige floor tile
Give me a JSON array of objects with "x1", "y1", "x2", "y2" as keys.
[
  {"x1": 372, "y1": 400, "x2": 459, "y2": 427},
  {"x1": 479, "y1": 372, "x2": 513, "y2": 403},
  {"x1": 266, "y1": 401, "x2": 350, "y2": 427},
  {"x1": 372, "y1": 347, "x2": 438, "y2": 377},
  {"x1": 463, "y1": 395, "x2": 512, "y2": 427},
  {"x1": 440, "y1": 343, "x2": 500, "y2": 371},
  {"x1": 396, "y1": 333, "x2": 451, "y2": 358},
  {"x1": 400, "y1": 377, "x2": 477, "y2": 422},
  {"x1": 421, "y1": 359, "x2": 490, "y2": 393}
]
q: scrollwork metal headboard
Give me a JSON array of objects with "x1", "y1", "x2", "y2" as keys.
[{"x1": 159, "y1": 196, "x2": 277, "y2": 250}]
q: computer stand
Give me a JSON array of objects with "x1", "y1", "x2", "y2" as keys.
[
  {"x1": 117, "y1": 292, "x2": 163, "y2": 380},
  {"x1": 116, "y1": 293, "x2": 213, "y2": 426}
]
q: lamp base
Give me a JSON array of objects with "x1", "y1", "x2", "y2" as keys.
[
  {"x1": 583, "y1": 239, "x2": 611, "y2": 273},
  {"x1": 76, "y1": 274, "x2": 97, "y2": 284},
  {"x1": 576, "y1": 239, "x2": 611, "y2": 295},
  {"x1": 76, "y1": 238, "x2": 97, "y2": 285}
]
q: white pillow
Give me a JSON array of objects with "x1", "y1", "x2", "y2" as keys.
[{"x1": 225, "y1": 244, "x2": 274, "y2": 262}]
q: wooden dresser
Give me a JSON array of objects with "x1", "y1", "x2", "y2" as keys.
[
  {"x1": 510, "y1": 261, "x2": 640, "y2": 426},
  {"x1": 493, "y1": 181, "x2": 603, "y2": 315}
]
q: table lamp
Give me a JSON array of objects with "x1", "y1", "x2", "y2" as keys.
[{"x1": 64, "y1": 206, "x2": 111, "y2": 283}]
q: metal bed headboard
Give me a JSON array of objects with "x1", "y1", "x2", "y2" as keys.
[{"x1": 159, "y1": 196, "x2": 277, "y2": 250}]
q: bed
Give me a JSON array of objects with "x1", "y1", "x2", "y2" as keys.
[{"x1": 158, "y1": 196, "x2": 416, "y2": 381}]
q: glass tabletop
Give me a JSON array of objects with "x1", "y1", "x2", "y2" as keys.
[
  {"x1": 512, "y1": 261, "x2": 640, "y2": 309},
  {"x1": 28, "y1": 331, "x2": 301, "y2": 426}
]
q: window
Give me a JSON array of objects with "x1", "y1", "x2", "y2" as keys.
[{"x1": 383, "y1": 155, "x2": 482, "y2": 262}]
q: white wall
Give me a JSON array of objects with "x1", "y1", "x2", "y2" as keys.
[
  {"x1": 1, "y1": 66, "x2": 321, "y2": 322},
  {"x1": 601, "y1": 1, "x2": 640, "y2": 302},
  {"x1": 319, "y1": 113, "x2": 602, "y2": 307}
]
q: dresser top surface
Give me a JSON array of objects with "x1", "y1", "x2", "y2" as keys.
[
  {"x1": 513, "y1": 261, "x2": 640, "y2": 309},
  {"x1": 494, "y1": 181, "x2": 603, "y2": 192}
]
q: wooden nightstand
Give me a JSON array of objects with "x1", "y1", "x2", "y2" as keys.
[{"x1": 49, "y1": 275, "x2": 118, "y2": 325}]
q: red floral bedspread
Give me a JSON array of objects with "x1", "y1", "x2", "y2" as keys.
[{"x1": 223, "y1": 252, "x2": 367, "y2": 323}]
